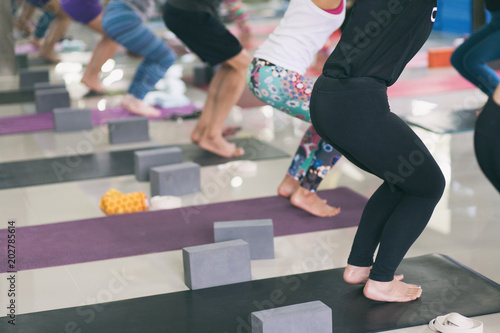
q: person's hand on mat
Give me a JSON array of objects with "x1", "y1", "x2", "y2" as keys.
[
  {"x1": 278, "y1": 174, "x2": 341, "y2": 217},
  {"x1": 121, "y1": 94, "x2": 161, "y2": 117}
]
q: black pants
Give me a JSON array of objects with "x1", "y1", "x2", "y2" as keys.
[
  {"x1": 475, "y1": 97, "x2": 500, "y2": 193},
  {"x1": 310, "y1": 76, "x2": 445, "y2": 281}
]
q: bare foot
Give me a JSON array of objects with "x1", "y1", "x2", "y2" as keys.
[
  {"x1": 39, "y1": 51, "x2": 61, "y2": 64},
  {"x1": 198, "y1": 134, "x2": 245, "y2": 158},
  {"x1": 192, "y1": 125, "x2": 240, "y2": 143},
  {"x1": 278, "y1": 174, "x2": 300, "y2": 198},
  {"x1": 222, "y1": 125, "x2": 242, "y2": 137},
  {"x1": 81, "y1": 76, "x2": 106, "y2": 94},
  {"x1": 14, "y1": 20, "x2": 33, "y2": 36},
  {"x1": 122, "y1": 94, "x2": 161, "y2": 117},
  {"x1": 344, "y1": 265, "x2": 404, "y2": 284},
  {"x1": 190, "y1": 124, "x2": 206, "y2": 144},
  {"x1": 290, "y1": 186, "x2": 340, "y2": 217},
  {"x1": 364, "y1": 279, "x2": 422, "y2": 302},
  {"x1": 30, "y1": 37, "x2": 43, "y2": 49}
]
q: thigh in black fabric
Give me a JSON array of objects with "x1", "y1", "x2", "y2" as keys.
[
  {"x1": 312, "y1": 87, "x2": 444, "y2": 197},
  {"x1": 163, "y1": 4, "x2": 242, "y2": 66}
]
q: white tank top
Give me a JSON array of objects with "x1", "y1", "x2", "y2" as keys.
[{"x1": 254, "y1": 0, "x2": 345, "y2": 75}]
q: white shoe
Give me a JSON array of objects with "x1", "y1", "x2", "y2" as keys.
[{"x1": 429, "y1": 312, "x2": 483, "y2": 333}]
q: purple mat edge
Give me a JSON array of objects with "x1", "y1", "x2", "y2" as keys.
[
  {"x1": 0, "y1": 187, "x2": 367, "y2": 272},
  {"x1": 0, "y1": 104, "x2": 196, "y2": 135}
]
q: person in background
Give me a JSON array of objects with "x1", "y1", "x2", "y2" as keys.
[
  {"x1": 25, "y1": 0, "x2": 71, "y2": 63},
  {"x1": 102, "y1": 0, "x2": 177, "y2": 116},
  {"x1": 451, "y1": 0, "x2": 500, "y2": 97},
  {"x1": 248, "y1": 0, "x2": 346, "y2": 217},
  {"x1": 474, "y1": 84, "x2": 500, "y2": 193},
  {"x1": 60, "y1": 0, "x2": 119, "y2": 94},
  {"x1": 310, "y1": 0, "x2": 445, "y2": 302},
  {"x1": 163, "y1": 0, "x2": 252, "y2": 158}
]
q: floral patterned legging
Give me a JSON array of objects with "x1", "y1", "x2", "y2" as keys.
[{"x1": 247, "y1": 58, "x2": 342, "y2": 191}]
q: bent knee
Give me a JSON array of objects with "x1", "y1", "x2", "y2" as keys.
[{"x1": 225, "y1": 49, "x2": 251, "y2": 71}]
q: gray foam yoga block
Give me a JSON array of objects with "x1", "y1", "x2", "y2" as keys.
[
  {"x1": 134, "y1": 147, "x2": 183, "y2": 182},
  {"x1": 150, "y1": 162, "x2": 200, "y2": 196},
  {"x1": 193, "y1": 63, "x2": 213, "y2": 85},
  {"x1": 35, "y1": 88, "x2": 71, "y2": 113},
  {"x1": 34, "y1": 82, "x2": 66, "y2": 91},
  {"x1": 183, "y1": 239, "x2": 251, "y2": 290},
  {"x1": 108, "y1": 117, "x2": 149, "y2": 144},
  {"x1": 19, "y1": 68, "x2": 49, "y2": 89},
  {"x1": 214, "y1": 219, "x2": 274, "y2": 260},
  {"x1": 16, "y1": 55, "x2": 29, "y2": 69},
  {"x1": 251, "y1": 301, "x2": 332, "y2": 333},
  {"x1": 53, "y1": 108, "x2": 93, "y2": 132}
]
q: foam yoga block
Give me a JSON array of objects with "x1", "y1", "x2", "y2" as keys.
[
  {"x1": 53, "y1": 108, "x2": 93, "y2": 132},
  {"x1": 182, "y1": 239, "x2": 251, "y2": 290},
  {"x1": 19, "y1": 68, "x2": 49, "y2": 89},
  {"x1": 150, "y1": 162, "x2": 200, "y2": 196},
  {"x1": 214, "y1": 219, "x2": 274, "y2": 260},
  {"x1": 34, "y1": 82, "x2": 66, "y2": 91},
  {"x1": 16, "y1": 54, "x2": 29, "y2": 69},
  {"x1": 35, "y1": 88, "x2": 71, "y2": 113},
  {"x1": 134, "y1": 147, "x2": 183, "y2": 181},
  {"x1": 251, "y1": 301, "x2": 332, "y2": 333},
  {"x1": 108, "y1": 117, "x2": 149, "y2": 144},
  {"x1": 193, "y1": 63, "x2": 213, "y2": 85}
]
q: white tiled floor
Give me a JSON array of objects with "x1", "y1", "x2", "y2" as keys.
[{"x1": 1, "y1": 15, "x2": 500, "y2": 333}]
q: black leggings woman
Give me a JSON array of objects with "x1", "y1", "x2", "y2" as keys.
[{"x1": 310, "y1": 0, "x2": 445, "y2": 302}]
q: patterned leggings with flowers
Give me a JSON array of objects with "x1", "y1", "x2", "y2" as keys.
[{"x1": 247, "y1": 58, "x2": 342, "y2": 191}]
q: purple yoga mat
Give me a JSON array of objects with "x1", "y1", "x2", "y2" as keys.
[
  {"x1": 0, "y1": 104, "x2": 196, "y2": 135},
  {"x1": 0, "y1": 187, "x2": 367, "y2": 272}
]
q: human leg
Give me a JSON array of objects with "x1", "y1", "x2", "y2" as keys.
[
  {"x1": 195, "y1": 50, "x2": 251, "y2": 157},
  {"x1": 31, "y1": 10, "x2": 55, "y2": 47},
  {"x1": 164, "y1": 3, "x2": 248, "y2": 157},
  {"x1": 14, "y1": 1, "x2": 35, "y2": 35},
  {"x1": 311, "y1": 76, "x2": 445, "y2": 301},
  {"x1": 81, "y1": 13, "x2": 119, "y2": 93},
  {"x1": 474, "y1": 89, "x2": 500, "y2": 193},
  {"x1": 285, "y1": 127, "x2": 342, "y2": 217},
  {"x1": 451, "y1": 11, "x2": 500, "y2": 96},
  {"x1": 102, "y1": 1, "x2": 176, "y2": 116},
  {"x1": 248, "y1": 59, "x2": 342, "y2": 216},
  {"x1": 40, "y1": 0, "x2": 71, "y2": 63}
]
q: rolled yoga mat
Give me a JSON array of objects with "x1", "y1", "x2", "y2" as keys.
[
  {"x1": 0, "y1": 104, "x2": 197, "y2": 135},
  {"x1": 0, "y1": 187, "x2": 366, "y2": 272},
  {"x1": 2, "y1": 254, "x2": 499, "y2": 333},
  {"x1": 0, "y1": 137, "x2": 289, "y2": 189}
]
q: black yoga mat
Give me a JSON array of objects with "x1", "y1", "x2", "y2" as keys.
[
  {"x1": 0, "y1": 137, "x2": 288, "y2": 189},
  {"x1": 0, "y1": 187, "x2": 366, "y2": 272},
  {"x1": 0, "y1": 88, "x2": 35, "y2": 104},
  {"x1": 403, "y1": 109, "x2": 477, "y2": 134},
  {"x1": 2, "y1": 254, "x2": 499, "y2": 333}
]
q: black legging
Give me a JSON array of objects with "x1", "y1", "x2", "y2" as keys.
[
  {"x1": 310, "y1": 0, "x2": 445, "y2": 282},
  {"x1": 311, "y1": 77, "x2": 445, "y2": 282},
  {"x1": 474, "y1": 97, "x2": 500, "y2": 193}
]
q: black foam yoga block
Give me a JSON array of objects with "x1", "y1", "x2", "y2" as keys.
[{"x1": 2, "y1": 254, "x2": 500, "y2": 333}]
